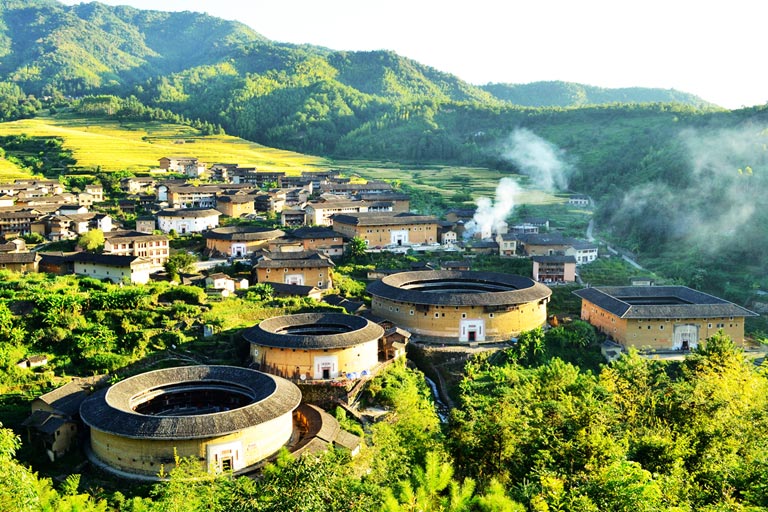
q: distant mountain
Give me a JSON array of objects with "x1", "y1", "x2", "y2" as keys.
[{"x1": 481, "y1": 81, "x2": 714, "y2": 108}]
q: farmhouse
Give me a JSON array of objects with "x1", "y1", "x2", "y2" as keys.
[
  {"x1": 367, "y1": 270, "x2": 552, "y2": 342},
  {"x1": 0, "y1": 251, "x2": 40, "y2": 273},
  {"x1": 532, "y1": 255, "x2": 577, "y2": 283},
  {"x1": 242, "y1": 313, "x2": 385, "y2": 381},
  {"x1": 103, "y1": 231, "x2": 170, "y2": 268},
  {"x1": 304, "y1": 199, "x2": 370, "y2": 226},
  {"x1": 157, "y1": 208, "x2": 220, "y2": 234},
  {"x1": 204, "y1": 226, "x2": 285, "y2": 258},
  {"x1": 331, "y1": 212, "x2": 439, "y2": 247},
  {"x1": 80, "y1": 366, "x2": 301, "y2": 478},
  {"x1": 573, "y1": 286, "x2": 758, "y2": 350},
  {"x1": 215, "y1": 193, "x2": 256, "y2": 218},
  {"x1": 72, "y1": 253, "x2": 155, "y2": 284},
  {"x1": 253, "y1": 250, "x2": 334, "y2": 290}
]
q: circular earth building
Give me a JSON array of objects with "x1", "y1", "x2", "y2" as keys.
[
  {"x1": 366, "y1": 270, "x2": 551, "y2": 342},
  {"x1": 242, "y1": 313, "x2": 384, "y2": 381},
  {"x1": 80, "y1": 365, "x2": 301, "y2": 479}
]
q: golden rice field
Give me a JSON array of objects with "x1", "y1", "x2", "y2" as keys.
[
  {"x1": 0, "y1": 115, "x2": 332, "y2": 177},
  {"x1": 0, "y1": 114, "x2": 565, "y2": 206}
]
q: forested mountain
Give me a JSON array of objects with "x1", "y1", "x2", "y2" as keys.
[
  {"x1": 1, "y1": 1, "x2": 767, "y2": 303},
  {"x1": 481, "y1": 80, "x2": 713, "y2": 108}
]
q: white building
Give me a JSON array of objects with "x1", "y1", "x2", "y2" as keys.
[
  {"x1": 72, "y1": 253, "x2": 155, "y2": 284},
  {"x1": 157, "y1": 208, "x2": 220, "y2": 234}
]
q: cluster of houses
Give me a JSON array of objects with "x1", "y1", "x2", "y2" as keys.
[{"x1": 0, "y1": 157, "x2": 597, "y2": 290}]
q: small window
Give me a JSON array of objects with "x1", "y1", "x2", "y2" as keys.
[
  {"x1": 659, "y1": 325, "x2": 664, "y2": 330},
  {"x1": 434, "y1": 313, "x2": 439, "y2": 318},
  {"x1": 461, "y1": 313, "x2": 467, "y2": 319},
  {"x1": 410, "y1": 310, "x2": 414, "y2": 316},
  {"x1": 489, "y1": 313, "x2": 494, "y2": 318}
]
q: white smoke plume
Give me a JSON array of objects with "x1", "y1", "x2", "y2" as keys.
[
  {"x1": 463, "y1": 177, "x2": 522, "y2": 239},
  {"x1": 500, "y1": 128, "x2": 572, "y2": 192}
]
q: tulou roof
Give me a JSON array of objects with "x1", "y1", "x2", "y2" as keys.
[
  {"x1": 242, "y1": 313, "x2": 384, "y2": 349},
  {"x1": 331, "y1": 211, "x2": 438, "y2": 226},
  {"x1": 367, "y1": 270, "x2": 552, "y2": 307},
  {"x1": 204, "y1": 226, "x2": 285, "y2": 241},
  {"x1": 254, "y1": 250, "x2": 334, "y2": 269},
  {"x1": 80, "y1": 366, "x2": 301, "y2": 440},
  {"x1": 573, "y1": 286, "x2": 758, "y2": 319}
]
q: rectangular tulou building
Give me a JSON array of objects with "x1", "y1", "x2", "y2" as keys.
[{"x1": 573, "y1": 286, "x2": 757, "y2": 350}]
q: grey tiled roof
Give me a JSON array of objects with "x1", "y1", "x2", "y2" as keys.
[
  {"x1": 80, "y1": 366, "x2": 301, "y2": 439},
  {"x1": 331, "y1": 212, "x2": 438, "y2": 226},
  {"x1": 255, "y1": 250, "x2": 334, "y2": 269},
  {"x1": 367, "y1": 270, "x2": 552, "y2": 306},
  {"x1": 204, "y1": 226, "x2": 285, "y2": 241},
  {"x1": 573, "y1": 286, "x2": 758, "y2": 319},
  {"x1": 242, "y1": 313, "x2": 384, "y2": 349}
]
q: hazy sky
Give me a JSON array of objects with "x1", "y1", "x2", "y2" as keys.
[{"x1": 58, "y1": 0, "x2": 767, "y2": 109}]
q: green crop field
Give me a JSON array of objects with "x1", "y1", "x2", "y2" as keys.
[
  {"x1": 335, "y1": 159, "x2": 566, "y2": 205},
  {"x1": 0, "y1": 115, "x2": 333, "y2": 175}
]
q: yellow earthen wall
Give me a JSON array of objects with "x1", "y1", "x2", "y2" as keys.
[
  {"x1": 251, "y1": 340, "x2": 379, "y2": 379},
  {"x1": 371, "y1": 297, "x2": 548, "y2": 341},
  {"x1": 89, "y1": 411, "x2": 293, "y2": 476},
  {"x1": 255, "y1": 266, "x2": 331, "y2": 289},
  {"x1": 333, "y1": 222, "x2": 438, "y2": 245},
  {"x1": 580, "y1": 301, "x2": 747, "y2": 349}
]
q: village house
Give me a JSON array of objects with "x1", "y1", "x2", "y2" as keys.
[
  {"x1": 135, "y1": 216, "x2": 156, "y2": 233},
  {"x1": 205, "y1": 272, "x2": 248, "y2": 296},
  {"x1": 573, "y1": 286, "x2": 758, "y2": 351},
  {"x1": 0, "y1": 251, "x2": 40, "y2": 273},
  {"x1": 204, "y1": 226, "x2": 285, "y2": 258},
  {"x1": 120, "y1": 177, "x2": 156, "y2": 194},
  {"x1": 231, "y1": 169, "x2": 285, "y2": 187},
  {"x1": 357, "y1": 193, "x2": 410, "y2": 212},
  {"x1": 304, "y1": 199, "x2": 370, "y2": 226},
  {"x1": 568, "y1": 194, "x2": 590, "y2": 207},
  {"x1": 0, "y1": 210, "x2": 39, "y2": 236},
  {"x1": 254, "y1": 189, "x2": 287, "y2": 213},
  {"x1": 266, "y1": 282, "x2": 324, "y2": 300},
  {"x1": 281, "y1": 209, "x2": 306, "y2": 227},
  {"x1": 497, "y1": 233, "x2": 518, "y2": 256},
  {"x1": 209, "y1": 163, "x2": 238, "y2": 182},
  {"x1": 157, "y1": 208, "x2": 220, "y2": 234},
  {"x1": 516, "y1": 232, "x2": 574, "y2": 256},
  {"x1": 279, "y1": 226, "x2": 346, "y2": 258},
  {"x1": 103, "y1": 230, "x2": 170, "y2": 268},
  {"x1": 331, "y1": 212, "x2": 440, "y2": 247},
  {"x1": 72, "y1": 253, "x2": 156, "y2": 284},
  {"x1": 510, "y1": 223, "x2": 540, "y2": 235},
  {"x1": 22, "y1": 375, "x2": 108, "y2": 460},
  {"x1": 216, "y1": 192, "x2": 256, "y2": 218},
  {"x1": 253, "y1": 249, "x2": 334, "y2": 290},
  {"x1": 158, "y1": 156, "x2": 206, "y2": 177},
  {"x1": 567, "y1": 240, "x2": 599, "y2": 265},
  {"x1": 441, "y1": 230, "x2": 458, "y2": 245},
  {"x1": 532, "y1": 255, "x2": 577, "y2": 283}
]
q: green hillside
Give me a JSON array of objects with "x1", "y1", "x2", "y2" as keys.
[{"x1": 481, "y1": 80, "x2": 714, "y2": 108}]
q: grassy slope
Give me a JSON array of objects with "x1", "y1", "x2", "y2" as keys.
[
  {"x1": 0, "y1": 114, "x2": 565, "y2": 207},
  {"x1": 0, "y1": 114, "x2": 333, "y2": 177}
]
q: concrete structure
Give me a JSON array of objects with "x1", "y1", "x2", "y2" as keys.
[
  {"x1": 497, "y1": 233, "x2": 518, "y2": 256},
  {"x1": 80, "y1": 366, "x2": 301, "y2": 479},
  {"x1": 253, "y1": 250, "x2": 334, "y2": 290},
  {"x1": 532, "y1": 255, "x2": 577, "y2": 283},
  {"x1": 243, "y1": 313, "x2": 384, "y2": 381},
  {"x1": 573, "y1": 286, "x2": 758, "y2": 350},
  {"x1": 368, "y1": 270, "x2": 552, "y2": 342},
  {"x1": 568, "y1": 241, "x2": 599, "y2": 265},
  {"x1": 204, "y1": 226, "x2": 285, "y2": 258},
  {"x1": 331, "y1": 212, "x2": 439, "y2": 247},
  {"x1": 157, "y1": 208, "x2": 220, "y2": 234}
]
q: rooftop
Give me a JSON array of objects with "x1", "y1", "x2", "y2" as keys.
[
  {"x1": 367, "y1": 270, "x2": 552, "y2": 306},
  {"x1": 80, "y1": 366, "x2": 301, "y2": 439},
  {"x1": 243, "y1": 313, "x2": 384, "y2": 349},
  {"x1": 573, "y1": 286, "x2": 758, "y2": 319}
]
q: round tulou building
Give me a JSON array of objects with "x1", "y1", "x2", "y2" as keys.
[
  {"x1": 79, "y1": 366, "x2": 301, "y2": 479},
  {"x1": 242, "y1": 313, "x2": 384, "y2": 381},
  {"x1": 203, "y1": 226, "x2": 285, "y2": 258},
  {"x1": 367, "y1": 270, "x2": 552, "y2": 342}
]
